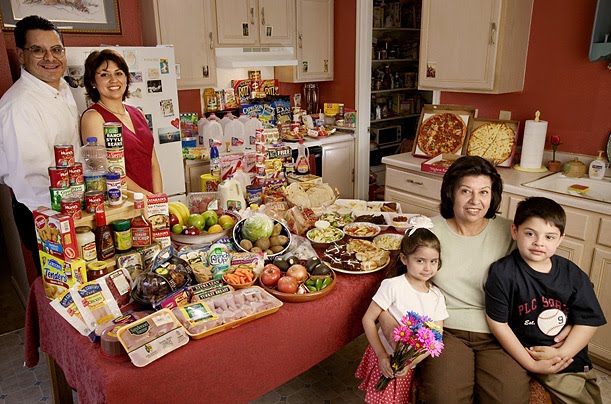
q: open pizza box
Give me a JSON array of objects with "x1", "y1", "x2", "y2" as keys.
[
  {"x1": 463, "y1": 118, "x2": 520, "y2": 168},
  {"x1": 421, "y1": 153, "x2": 462, "y2": 175},
  {"x1": 412, "y1": 104, "x2": 475, "y2": 159}
]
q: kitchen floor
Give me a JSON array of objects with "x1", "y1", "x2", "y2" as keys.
[{"x1": 0, "y1": 328, "x2": 610, "y2": 404}]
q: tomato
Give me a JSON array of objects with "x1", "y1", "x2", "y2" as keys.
[
  {"x1": 169, "y1": 213, "x2": 179, "y2": 227},
  {"x1": 286, "y1": 264, "x2": 308, "y2": 282},
  {"x1": 260, "y1": 264, "x2": 281, "y2": 287},
  {"x1": 277, "y1": 276, "x2": 299, "y2": 294}
]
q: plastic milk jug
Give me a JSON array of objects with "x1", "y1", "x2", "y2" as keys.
[
  {"x1": 204, "y1": 115, "x2": 223, "y2": 148},
  {"x1": 224, "y1": 117, "x2": 246, "y2": 152},
  {"x1": 218, "y1": 179, "x2": 246, "y2": 212},
  {"x1": 230, "y1": 165, "x2": 251, "y2": 195},
  {"x1": 238, "y1": 113, "x2": 250, "y2": 125},
  {"x1": 197, "y1": 117, "x2": 209, "y2": 146},
  {"x1": 244, "y1": 116, "x2": 263, "y2": 147},
  {"x1": 220, "y1": 112, "x2": 234, "y2": 130}
]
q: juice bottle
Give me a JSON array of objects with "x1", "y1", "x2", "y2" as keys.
[{"x1": 131, "y1": 193, "x2": 152, "y2": 247}]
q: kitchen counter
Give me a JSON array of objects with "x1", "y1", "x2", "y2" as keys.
[
  {"x1": 284, "y1": 132, "x2": 355, "y2": 150},
  {"x1": 382, "y1": 153, "x2": 611, "y2": 215}
]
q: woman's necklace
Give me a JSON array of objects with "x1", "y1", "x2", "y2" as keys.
[{"x1": 98, "y1": 100, "x2": 127, "y2": 116}]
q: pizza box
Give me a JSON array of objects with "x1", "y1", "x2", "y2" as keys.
[
  {"x1": 463, "y1": 118, "x2": 520, "y2": 167},
  {"x1": 412, "y1": 104, "x2": 475, "y2": 158},
  {"x1": 421, "y1": 153, "x2": 462, "y2": 175}
]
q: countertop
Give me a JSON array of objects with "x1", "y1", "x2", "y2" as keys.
[{"x1": 382, "y1": 153, "x2": 611, "y2": 215}]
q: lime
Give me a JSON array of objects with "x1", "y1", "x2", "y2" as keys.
[
  {"x1": 202, "y1": 210, "x2": 219, "y2": 229},
  {"x1": 171, "y1": 223, "x2": 184, "y2": 234},
  {"x1": 187, "y1": 214, "x2": 205, "y2": 230},
  {"x1": 219, "y1": 214, "x2": 235, "y2": 229}
]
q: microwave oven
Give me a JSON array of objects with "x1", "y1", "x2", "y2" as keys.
[{"x1": 371, "y1": 125, "x2": 402, "y2": 146}]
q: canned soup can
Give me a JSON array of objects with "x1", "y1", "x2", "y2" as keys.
[
  {"x1": 54, "y1": 145, "x2": 75, "y2": 167},
  {"x1": 48, "y1": 167, "x2": 69, "y2": 188},
  {"x1": 61, "y1": 197, "x2": 82, "y2": 220},
  {"x1": 84, "y1": 190, "x2": 105, "y2": 214}
]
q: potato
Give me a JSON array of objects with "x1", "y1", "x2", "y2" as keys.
[
  {"x1": 254, "y1": 238, "x2": 271, "y2": 251},
  {"x1": 270, "y1": 245, "x2": 285, "y2": 253},
  {"x1": 275, "y1": 235, "x2": 289, "y2": 246},
  {"x1": 269, "y1": 236, "x2": 281, "y2": 247},
  {"x1": 265, "y1": 249, "x2": 274, "y2": 255},
  {"x1": 271, "y1": 223, "x2": 282, "y2": 237},
  {"x1": 250, "y1": 247, "x2": 262, "y2": 253},
  {"x1": 240, "y1": 239, "x2": 253, "y2": 251}
]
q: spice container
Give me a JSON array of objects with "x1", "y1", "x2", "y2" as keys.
[
  {"x1": 76, "y1": 226, "x2": 97, "y2": 263},
  {"x1": 112, "y1": 219, "x2": 132, "y2": 252}
]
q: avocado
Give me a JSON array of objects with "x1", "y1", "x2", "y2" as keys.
[
  {"x1": 286, "y1": 256, "x2": 300, "y2": 267},
  {"x1": 312, "y1": 263, "x2": 331, "y2": 275},
  {"x1": 273, "y1": 258, "x2": 290, "y2": 271},
  {"x1": 305, "y1": 257, "x2": 321, "y2": 273}
]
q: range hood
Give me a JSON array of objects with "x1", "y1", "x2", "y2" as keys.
[{"x1": 215, "y1": 46, "x2": 298, "y2": 68}]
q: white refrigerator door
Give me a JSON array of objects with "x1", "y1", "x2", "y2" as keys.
[{"x1": 65, "y1": 46, "x2": 186, "y2": 197}]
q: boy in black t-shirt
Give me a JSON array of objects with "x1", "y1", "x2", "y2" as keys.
[{"x1": 485, "y1": 197, "x2": 606, "y2": 404}]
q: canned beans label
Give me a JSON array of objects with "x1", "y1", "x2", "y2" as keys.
[
  {"x1": 48, "y1": 167, "x2": 69, "y2": 188},
  {"x1": 104, "y1": 123, "x2": 123, "y2": 149},
  {"x1": 49, "y1": 187, "x2": 73, "y2": 212},
  {"x1": 54, "y1": 145, "x2": 75, "y2": 167}
]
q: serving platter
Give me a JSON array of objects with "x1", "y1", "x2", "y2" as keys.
[
  {"x1": 258, "y1": 271, "x2": 336, "y2": 302},
  {"x1": 324, "y1": 257, "x2": 390, "y2": 275}
]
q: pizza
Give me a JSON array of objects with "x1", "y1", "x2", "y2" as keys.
[
  {"x1": 467, "y1": 122, "x2": 515, "y2": 164},
  {"x1": 417, "y1": 113, "x2": 467, "y2": 157}
]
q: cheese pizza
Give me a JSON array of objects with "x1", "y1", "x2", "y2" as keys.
[
  {"x1": 466, "y1": 122, "x2": 515, "y2": 164},
  {"x1": 417, "y1": 113, "x2": 467, "y2": 157}
]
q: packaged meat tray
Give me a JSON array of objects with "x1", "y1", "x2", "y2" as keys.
[
  {"x1": 116, "y1": 309, "x2": 189, "y2": 367},
  {"x1": 172, "y1": 286, "x2": 282, "y2": 339}
]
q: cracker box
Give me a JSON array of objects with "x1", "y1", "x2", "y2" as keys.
[
  {"x1": 40, "y1": 252, "x2": 87, "y2": 300},
  {"x1": 145, "y1": 194, "x2": 169, "y2": 230},
  {"x1": 33, "y1": 208, "x2": 78, "y2": 260},
  {"x1": 421, "y1": 154, "x2": 462, "y2": 175},
  {"x1": 413, "y1": 104, "x2": 475, "y2": 158}
]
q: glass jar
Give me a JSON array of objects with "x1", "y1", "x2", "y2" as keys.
[
  {"x1": 76, "y1": 226, "x2": 97, "y2": 263},
  {"x1": 303, "y1": 83, "x2": 319, "y2": 114},
  {"x1": 87, "y1": 260, "x2": 107, "y2": 281},
  {"x1": 112, "y1": 219, "x2": 132, "y2": 252}
]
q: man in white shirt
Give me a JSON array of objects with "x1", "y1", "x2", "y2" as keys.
[{"x1": 0, "y1": 15, "x2": 80, "y2": 271}]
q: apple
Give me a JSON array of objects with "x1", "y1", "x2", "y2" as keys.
[
  {"x1": 260, "y1": 264, "x2": 281, "y2": 287},
  {"x1": 287, "y1": 264, "x2": 308, "y2": 282},
  {"x1": 277, "y1": 276, "x2": 299, "y2": 294},
  {"x1": 187, "y1": 214, "x2": 205, "y2": 230},
  {"x1": 169, "y1": 213, "x2": 179, "y2": 227},
  {"x1": 184, "y1": 225, "x2": 200, "y2": 235}
]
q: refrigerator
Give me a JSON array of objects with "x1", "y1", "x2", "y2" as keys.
[{"x1": 65, "y1": 46, "x2": 186, "y2": 199}]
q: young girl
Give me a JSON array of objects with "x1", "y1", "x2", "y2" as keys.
[{"x1": 355, "y1": 228, "x2": 448, "y2": 403}]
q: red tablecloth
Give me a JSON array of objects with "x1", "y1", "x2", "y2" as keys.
[{"x1": 25, "y1": 267, "x2": 388, "y2": 404}]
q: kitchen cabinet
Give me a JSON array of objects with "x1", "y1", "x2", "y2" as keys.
[
  {"x1": 214, "y1": 0, "x2": 295, "y2": 46},
  {"x1": 275, "y1": 0, "x2": 334, "y2": 82},
  {"x1": 322, "y1": 139, "x2": 354, "y2": 198},
  {"x1": 383, "y1": 157, "x2": 611, "y2": 369},
  {"x1": 417, "y1": 0, "x2": 534, "y2": 93},
  {"x1": 140, "y1": 0, "x2": 217, "y2": 89},
  {"x1": 185, "y1": 160, "x2": 211, "y2": 193}
]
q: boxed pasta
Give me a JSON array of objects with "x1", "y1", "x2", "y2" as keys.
[{"x1": 145, "y1": 193, "x2": 169, "y2": 230}]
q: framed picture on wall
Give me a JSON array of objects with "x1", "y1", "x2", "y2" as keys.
[{"x1": 0, "y1": 0, "x2": 121, "y2": 34}]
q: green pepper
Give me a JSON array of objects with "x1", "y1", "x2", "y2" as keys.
[
  {"x1": 305, "y1": 279, "x2": 316, "y2": 287},
  {"x1": 307, "y1": 285, "x2": 317, "y2": 293},
  {"x1": 321, "y1": 277, "x2": 332, "y2": 289},
  {"x1": 315, "y1": 278, "x2": 323, "y2": 291}
]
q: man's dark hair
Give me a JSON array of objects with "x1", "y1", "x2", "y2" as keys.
[
  {"x1": 514, "y1": 197, "x2": 566, "y2": 235},
  {"x1": 439, "y1": 156, "x2": 503, "y2": 219},
  {"x1": 14, "y1": 15, "x2": 63, "y2": 49}
]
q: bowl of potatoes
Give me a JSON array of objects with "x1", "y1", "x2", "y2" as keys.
[{"x1": 233, "y1": 217, "x2": 291, "y2": 260}]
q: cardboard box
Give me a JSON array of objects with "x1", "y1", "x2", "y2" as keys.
[
  {"x1": 33, "y1": 208, "x2": 78, "y2": 260},
  {"x1": 463, "y1": 118, "x2": 520, "y2": 168},
  {"x1": 421, "y1": 154, "x2": 462, "y2": 175},
  {"x1": 413, "y1": 104, "x2": 475, "y2": 158},
  {"x1": 145, "y1": 194, "x2": 169, "y2": 231},
  {"x1": 286, "y1": 173, "x2": 323, "y2": 185},
  {"x1": 40, "y1": 252, "x2": 87, "y2": 300}
]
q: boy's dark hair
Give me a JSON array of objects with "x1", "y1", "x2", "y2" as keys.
[
  {"x1": 400, "y1": 228, "x2": 442, "y2": 270},
  {"x1": 514, "y1": 197, "x2": 566, "y2": 235},
  {"x1": 84, "y1": 49, "x2": 131, "y2": 102},
  {"x1": 439, "y1": 156, "x2": 503, "y2": 219},
  {"x1": 14, "y1": 15, "x2": 63, "y2": 49}
]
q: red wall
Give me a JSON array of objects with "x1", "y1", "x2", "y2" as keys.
[{"x1": 441, "y1": 0, "x2": 611, "y2": 156}]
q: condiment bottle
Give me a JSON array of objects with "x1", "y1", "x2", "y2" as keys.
[
  {"x1": 131, "y1": 199, "x2": 152, "y2": 248},
  {"x1": 589, "y1": 150, "x2": 608, "y2": 180},
  {"x1": 94, "y1": 206, "x2": 115, "y2": 260},
  {"x1": 112, "y1": 219, "x2": 132, "y2": 253},
  {"x1": 76, "y1": 226, "x2": 97, "y2": 263},
  {"x1": 295, "y1": 139, "x2": 310, "y2": 175}
]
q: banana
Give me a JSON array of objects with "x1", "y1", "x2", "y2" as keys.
[
  {"x1": 168, "y1": 203, "x2": 184, "y2": 226},
  {"x1": 172, "y1": 201, "x2": 190, "y2": 224}
]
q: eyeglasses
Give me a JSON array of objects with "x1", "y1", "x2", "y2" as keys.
[{"x1": 23, "y1": 45, "x2": 65, "y2": 58}]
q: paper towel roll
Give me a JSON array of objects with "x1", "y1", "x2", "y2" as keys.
[{"x1": 520, "y1": 119, "x2": 548, "y2": 169}]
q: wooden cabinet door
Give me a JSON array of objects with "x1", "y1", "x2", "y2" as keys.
[
  {"x1": 258, "y1": 0, "x2": 295, "y2": 46},
  {"x1": 322, "y1": 140, "x2": 354, "y2": 198},
  {"x1": 296, "y1": 0, "x2": 333, "y2": 81},
  {"x1": 155, "y1": 0, "x2": 217, "y2": 89},
  {"x1": 385, "y1": 188, "x2": 440, "y2": 217},
  {"x1": 216, "y1": 0, "x2": 258, "y2": 45},
  {"x1": 589, "y1": 247, "x2": 611, "y2": 368},
  {"x1": 419, "y1": 0, "x2": 500, "y2": 91}
]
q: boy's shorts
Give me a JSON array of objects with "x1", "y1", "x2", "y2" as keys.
[{"x1": 536, "y1": 370, "x2": 602, "y2": 404}]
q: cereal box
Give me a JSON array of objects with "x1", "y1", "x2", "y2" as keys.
[
  {"x1": 33, "y1": 208, "x2": 78, "y2": 260},
  {"x1": 145, "y1": 194, "x2": 169, "y2": 230},
  {"x1": 41, "y1": 252, "x2": 87, "y2": 300}
]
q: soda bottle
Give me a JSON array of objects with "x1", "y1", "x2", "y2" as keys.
[{"x1": 81, "y1": 137, "x2": 108, "y2": 173}]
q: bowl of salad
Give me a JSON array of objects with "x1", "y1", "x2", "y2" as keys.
[
  {"x1": 318, "y1": 212, "x2": 354, "y2": 228},
  {"x1": 306, "y1": 225, "x2": 345, "y2": 247}
]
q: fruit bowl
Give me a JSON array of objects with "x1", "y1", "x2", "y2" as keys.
[
  {"x1": 233, "y1": 218, "x2": 291, "y2": 260},
  {"x1": 170, "y1": 210, "x2": 240, "y2": 246},
  {"x1": 259, "y1": 271, "x2": 336, "y2": 302}
]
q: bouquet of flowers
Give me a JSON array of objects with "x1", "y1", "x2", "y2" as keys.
[{"x1": 375, "y1": 311, "x2": 444, "y2": 391}]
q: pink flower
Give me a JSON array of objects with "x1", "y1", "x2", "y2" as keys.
[
  {"x1": 427, "y1": 341, "x2": 445, "y2": 358},
  {"x1": 393, "y1": 325, "x2": 412, "y2": 343}
]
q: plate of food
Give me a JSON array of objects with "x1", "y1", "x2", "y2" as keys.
[
  {"x1": 306, "y1": 226, "x2": 345, "y2": 247},
  {"x1": 373, "y1": 233, "x2": 404, "y2": 251},
  {"x1": 318, "y1": 212, "x2": 354, "y2": 228},
  {"x1": 343, "y1": 222, "x2": 381, "y2": 238},
  {"x1": 322, "y1": 239, "x2": 390, "y2": 274}
]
